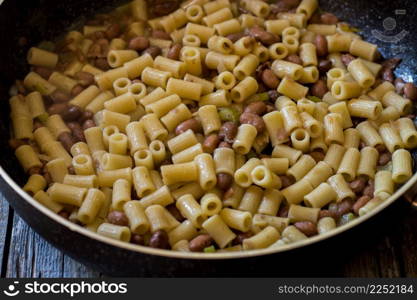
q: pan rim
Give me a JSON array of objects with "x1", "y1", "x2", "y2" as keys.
[{"x1": 1, "y1": 164, "x2": 415, "y2": 260}]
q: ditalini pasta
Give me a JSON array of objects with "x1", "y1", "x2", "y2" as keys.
[{"x1": 8, "y1": 0, "x2": 417, "y2": 253}]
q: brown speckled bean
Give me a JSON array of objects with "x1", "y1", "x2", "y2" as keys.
[
  {"x1": 294, "y1": 221, "x2": 318, "y2": 237},
  {"x1": 320, "y1": 13, "x2": 339, "y2": 25},
  {"x1": 50, "y1": 90, "x2": 70, "y2": 103},
  {"x1": 175, "y1": 118, "x2": 202, "y2": 135},
  {"x1": 107, "y1": 211, "x2": 129, "y2": 226},
  {"x1": 286, "y1": 54, "x2": 303, "y2": 65},
  {"x1": 149, "y1": 230, "x2": 170, "y2": 249},
  {"x1": 167, "y1": 43, "x2": 182, "y2": 60},
  {"x1": 128, "y1": 36, "x2": 150, "y2": 51},
  {"x1": 349, "y1": 177, "x2": 367, "y2": 194},
  {"x1": 318, "y1": 59, "x2": 332, "y2": 73},
  {"x1": 404, "y1": 82, "x2": 417, "y2": 101},
  {"x1": 341, "y1": 53, "x2": 355, "y2": 66},
  {"x1": 82, "y1": 119, "x2": 96, "y2": 130},
  {"x1": 240, "y1": 112, "x2": 265, "y2": 133},
  {"x1": 311, "y1": 79, "x2": 328, "y2": 98},
  {"x1": 152, "y1": 30, "x2": 171, "y2": 40},
  {"x1": 58, "y1": 132, "x2": 74, "y2": 153},
  {"x1": 203, "y1": 134, "x2": 220, "y2": 153},
  {"x1": 261, "y1": 69, "x2": 280, "y2": 89},
  {"x1": 244, "y1": 102, "x2": 267, "y2": 116},
  {"x1": 232, "y1": 231, "x2": 253, "y2": 246},
  {"x1": 353, "y1": 196, "x2": 371, "y2": 215},
  {"x1": 314, "y1": 34, "x2": 328, "y2": 57},
  {"x1": 189, "y1": 234, "x2": 213, "y2": 252},
  {"x1": 143, "y1": 46, "x2": 162, "y2": 58},
  {"x1": 130, "y1": 234, "x2": 145, "y2": 245},
  {"x1": 217, "y1": 173, "x2": 234, "y2": 191}
]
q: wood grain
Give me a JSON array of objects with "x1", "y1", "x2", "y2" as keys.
[{"x1": 0, "y1": 193, "x2": 10, "y2": 274}]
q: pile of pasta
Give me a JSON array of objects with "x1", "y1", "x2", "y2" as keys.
[{"x1": 10, "y1": 0, "x2": 417, "y2": 253}]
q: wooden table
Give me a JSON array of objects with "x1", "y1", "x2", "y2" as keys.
[{"x1": 1, "y1": 192, "x2": 416, "y2": 278}]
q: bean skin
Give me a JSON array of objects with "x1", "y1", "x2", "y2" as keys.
[
  {"x1": 71, "y1": 84, "x2": 85, "y2": 97},
  {"x1": 50, "y1": 90, "x2": 70, "y2": 103},
  {"x1": 336, "y1": 199, "x2": 354, "y2": 217},
  {"x1": 341, "y1": 54, "x2": 355, "y2": 66},
  {"x1": 67, "y1": 122, "x2": 85, "y2": 143},
  {"x1": 9, "y1": 139, "x2": 28, "y2": 150},
  {"x1": 82, "y1": 119, "x2": 96, "y2": 130},
  {"x1": 142, "y1": 46, "x2": 162, "y2": 58},
  {"x1": 349, "y1": 177, "x2": 367, "y2": 194},
  {"x1": 378, "y1": 152, "x2": 392, "y2": 166},
  {"x1": 320, "y1": 13, "x2": 339, "y2": 25},
  {"x1": 226, "y1": 32, "x2": 247, "y2": 43},
  {"x1": 353, "y1": 196, "x2": 371, "y2": 215},
  {"x1": 149, "y1": 230, "x2": 170, "y2": 249},
  {"x1": 240, "y1": 112, "x2": 265, "y2": 133},
  {"x1": 395, "y1": 78, "x2": 406, "y2": 94},
  {"x1": 261, "y1": 69, "x2": 280, "y2": 89},
  {"x1": 217, "y1": 173, "x2": 234, "y2": 191},
  {"x1": 166, "y1": 204, "x2": 185, "y2": 222},
  {"x1": 286, "y1": 54, "x2": 303, "y2": 65},
  {"x1": 189, "y1": 234, "x2": 213, "y2": 252},
  {"x1": 318, "y1": 59, "x2": 332, "y2": 73},
  {"x1": 248, "y1": 26, "x2": 280, "y2": 46},
  {"x1": 311, "y1": 79, "x2": 328, "y2": 98},
  {"x1": 404, "y1": 83, "x2": 417, "y2": 101},
  {"x1": 310, "y1": 151, "x2": 325, "y2": 163},
  {"x1": 75, "y1": 71, "x2": 95, "y2": 87},
  {"x1": 232, "y1": 232, "x2": 253, "y2": 246},
  {"x1": 218, "y1": 141, "x2": 233, "y2": 148},
  {"x1": 152, "y1": 30, "x2": 171, "y2": 40},
  {"x1": 314, "y1": 34, "x2": 328, "y2": 57},
  {"x1": 130, "y1": 234, "x2": 145, "y2": 245},
  {"x1": 244, "y1": 102, "x2": 267, "y2": 116},
  {"x1": 203, "y1": 134, "x2": 220, "y2": 153},
  {"x1": 128, "y1": 36, "x2": 150, "y2": 51},
  {"x1": 294, "y1": 221, "x2": 318, "y2": 237},
  {"x1": 58, "y1": 132, "x2": 74, "y2": 153},
  {"x1": 167, "y1": 43, "x2": 181, "y2": 60},
  {"x1": 33, "y1": 66, "x2": 53, "y2": 80},
  {"x1": 94, "y1": 58, "x2": 110, "y2": 70},
  {"x1": 279, "y1": 175, "x2": 295, "y2": 189},
  {"x1": 175, "y1": 119, "x2": 202, "y2": 135},
  {"x1": 107, "y1": 211, "x2": 129, "y2": 226},
  {"x1": 105, "y1": 23, "x2": 121, "y2": 39}
]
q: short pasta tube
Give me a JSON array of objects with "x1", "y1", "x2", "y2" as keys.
[
  {"x1": 194, "y1": 153, "x2": 217, "y2": 190},
  {"x1": 123, "y1": 201, "x2": 150, "y2": 234},
  {"x1": 48, "y1": 183, "x2": 87, "y2": 207},
  {"x1": 251, "y1": 165, "x2": 282, "y2": 189},
  {"x1": 337, "y1": 147, "x2": 360, "y2": 182},
  {"x1": 161, "y1": 162, "x2": 199, "y2": 185},
  {"x1": 202, "y1": 215, "x2": 236, "y2": 249},
  {"x1": 304, "y1": 182, "x2": 337, "y2": 208},
  {"x1": 392, "y1": 149, "x2": 412, "y2": 184},
  {"x1": 327, "y1": 174, "x2": 356, "y2": 203},
  {"x1": 77, "y1": 188, "x2": 105, "y2": 224},
  {"x1": 145, "y1": 205, "x2": 180, "y2": 233}
]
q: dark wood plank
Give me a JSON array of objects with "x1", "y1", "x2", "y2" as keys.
[
  {"x1": 5, "y1": 209, "x2": 100, "y2": 278},
  {"x1": 0, "y1": 193, "x2": 11, "y2": 274},
  {"x1": 62, "y1": 256, "x2": 100, "y2": 278},
  {"x1": 6, "y1": 214, "x2": 63, "y2": 277}
]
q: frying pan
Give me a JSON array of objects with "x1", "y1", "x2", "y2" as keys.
[{"x1": 0, "y1": 0, "x2": 416, "y2": 277}]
